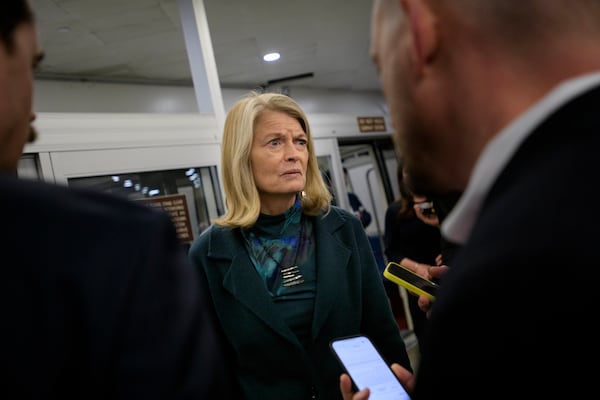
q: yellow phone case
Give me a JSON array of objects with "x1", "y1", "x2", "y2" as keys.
[{"x1": 383, "y1": 261, "x2": 439, "y2": 301}]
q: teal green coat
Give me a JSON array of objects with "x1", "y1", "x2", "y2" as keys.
[{"x1": 189, "y1": 206, "x2": 412, "y2": 400}]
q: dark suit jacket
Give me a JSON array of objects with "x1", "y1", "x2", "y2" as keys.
[
  {"x1": 2, "y1": 175, "x2": 233, "y2": 399},
  {"x1": 413, "y1": 85, "x2": 600, "y2": 398},
  {"x1": 189, "y1": 206, "x2": 412, "y2": 400}
]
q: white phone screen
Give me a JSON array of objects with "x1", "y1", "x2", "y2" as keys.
[{"x1": 331, "y1": 335, "x2": 411, "y2": 400}]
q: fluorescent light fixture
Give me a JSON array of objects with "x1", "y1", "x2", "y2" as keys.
[{"x1": 263, "y1": 52, "x2": 281, "y2": 62}]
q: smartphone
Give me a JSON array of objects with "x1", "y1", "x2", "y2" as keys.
[
  {"x1": 330, "y1": 335, "x2": 411, "y2": 400},
  {"x1": 383, "y1": 261, "x2": 439, "y2": 301},
  {"x1": 415, "y1": 200, "x2": 435, "y2": 215}
]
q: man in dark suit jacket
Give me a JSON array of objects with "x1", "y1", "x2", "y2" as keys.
[
  {"x1": 1, "y1": 1, "x2": 233, "y2": 398},
  {"x1": 341, "y1": 0, "x2": 600, "y2": 399}
]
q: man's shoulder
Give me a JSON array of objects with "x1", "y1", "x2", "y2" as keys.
[
  {"x1": 3, "y1": 175, "x2": 171, "y2": 228},
  {"x1": 4, "y1": 175, "x2": 184, "y2": 282}
]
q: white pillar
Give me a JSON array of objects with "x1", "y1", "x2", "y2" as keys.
[{"x1": 177, "y1": 0, "x2": 225, "y2": 137}]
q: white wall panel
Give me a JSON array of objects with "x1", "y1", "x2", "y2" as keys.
[
  {"x1": 50, "y1": 144, "x2": 221, "y2": 185},
  {"x1": 26, "y1": 112, "x2": 220, "y2": 153},
  {"x1": 34, "y1": 80, "x2": 391, "y2": 123}
]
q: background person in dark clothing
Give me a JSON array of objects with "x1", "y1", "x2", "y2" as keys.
[
  {"x1": 413, "y1": 191, "x2": 461, "y2": 267},
  {"x1": 384, "y1": 164, "x2": 441, "y2": 349}
]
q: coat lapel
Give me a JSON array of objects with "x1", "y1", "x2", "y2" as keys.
[
  {"x1": 311, "y1": 210, "x2": 351, "y2": 338},
  {"x1": 207, "y1": 209, "x2": 354, "y2": 344},
  {"x1": 209, "y1": 229, "x2": 299, "y2": 344}
]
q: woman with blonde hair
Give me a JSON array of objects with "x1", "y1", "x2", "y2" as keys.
[{"x1": 189, "y1": 92, "x2": 412, "y2": 400}]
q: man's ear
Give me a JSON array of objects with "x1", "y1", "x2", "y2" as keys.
[{"x1": 401, "y1": 0, "x2": 438, "y2": 76}]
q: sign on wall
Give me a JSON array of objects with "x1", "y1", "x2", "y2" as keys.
[
  {"x1": 357, "y1": 116, "x2": 387, "y2": 133},
  {"x1": 138, "y1": 194, "x2": 193, "y2": 244}
]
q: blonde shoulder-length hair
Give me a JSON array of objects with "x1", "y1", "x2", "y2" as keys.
[{"x1": 214, "y1": 91, "x2": 332, "y2": 228}]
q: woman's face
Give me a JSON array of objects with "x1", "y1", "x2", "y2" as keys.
[{"x1": 250, "y1": 110, "x2": 308, "y2": 214}]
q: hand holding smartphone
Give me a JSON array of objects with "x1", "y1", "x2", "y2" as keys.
[
  {"x1": 414, "y1": 200, "x2": 435, "y2": 215},
  {"x1": 330, "y1": 335, "x2": 411, "y2": 400},
  {"x1": 383, "y1": 261, "x2": 439, "y2": 301}
]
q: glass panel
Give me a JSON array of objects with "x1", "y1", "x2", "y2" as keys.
[
  {"x1": 68, "y1": 166, "x2": 224, "y2": 248},
  {"x1": 339, "y1": 138, "x2": 398, "y2": 272},
  {"x1": 17, "y1": 154, "x2": 41, "y2": 181},
  {"x1": 317, "y1": 155, "x2": 340, "y2": 205}
]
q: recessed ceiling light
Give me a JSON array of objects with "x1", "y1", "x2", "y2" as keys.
[
  {"x1": 57, "y1": 26, "x2": 71, "y2": 33},
  {"x1": 263, "y1": 52, "x2": 281, "y2": 62}
]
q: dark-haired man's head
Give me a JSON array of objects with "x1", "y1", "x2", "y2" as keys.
[{"x1": 0, "y1": 0, "x2": 43, "y2": 174}]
